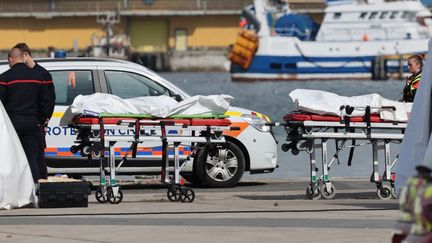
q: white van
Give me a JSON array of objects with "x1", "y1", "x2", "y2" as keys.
[{"x1": 0, "y1": 58, "x2": 278, "y2": 187}]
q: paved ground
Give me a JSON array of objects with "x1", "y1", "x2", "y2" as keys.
[{"x1": 0, "y1": 178, "x2": 399, "y2": 243}]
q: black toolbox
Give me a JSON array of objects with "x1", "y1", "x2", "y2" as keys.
[{"x1": 37, "y1": 181, "x2": 90, "y2": 208}]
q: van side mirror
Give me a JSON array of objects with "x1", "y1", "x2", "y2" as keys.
[{"x1": 172, "y1": 94, "x2": 183, "y2": 102}]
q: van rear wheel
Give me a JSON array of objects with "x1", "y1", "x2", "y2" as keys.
[{"x1": 195, "y1": 141, "x2": 245, "y2": 188}]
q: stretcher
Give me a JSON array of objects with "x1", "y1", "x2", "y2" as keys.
[
  {"x1": 270, "y1": 105, "x2": 406, "y2": 200},
  {"x1": 69, "y1": 112, "x2": 235, "y2": 204}
]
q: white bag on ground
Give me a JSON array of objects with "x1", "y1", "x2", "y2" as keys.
[{"x1": 0, "y1": 101, "x2": 35, "y2": 210}]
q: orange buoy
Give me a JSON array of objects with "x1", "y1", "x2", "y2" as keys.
[{"x1": 229, "y1": 29, "x2": 259, "y2": 69}]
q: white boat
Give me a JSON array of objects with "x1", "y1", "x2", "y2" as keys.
[{"x1": 229, "y1": 0, "x2": 432, "y2": 81}]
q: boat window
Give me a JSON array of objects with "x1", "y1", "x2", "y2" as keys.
[
  {"x1": 390, "y1": 11, "x2": 398, "y2": 19},
  {"x1": 333, "y1": 12, "x2": 342, "y2": 20},
  {"x1": 270, "y1": 63, "x2": 282, "y2": 69},
  {"x1": 284, "y1": 63, "x2": 297, "y2": 69},
  {"x1": 369, "y1": 12, "x2": 378, "y2": 20},
  {"x1": 402, "y1": 11, "x2": 410, "y2": 19},
  {"x1": 359, "y1": 12, "x2": 368, "y2": 19},
  {"x1": 379, "y1": 11, "x2": 388, "y2": 19},
  {"x1": 408, "y1": 12, "x2": 417, "y2": 21}
]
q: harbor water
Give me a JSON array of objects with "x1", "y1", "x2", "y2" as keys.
[{"x1": 161, "y1": 72, "x2": 406, "y2": 181}]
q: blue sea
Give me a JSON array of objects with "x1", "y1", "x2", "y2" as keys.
[{"x1": 161, "y1": 72, "x2": 406, "y2": 181}]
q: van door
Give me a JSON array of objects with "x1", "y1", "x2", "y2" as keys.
[{"x1": 45, "y1": 68, "x2": 99, "y2": 172}]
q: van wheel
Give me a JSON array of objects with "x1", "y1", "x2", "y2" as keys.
[{"x1": 195, "y1": 141, "x2": 245, "y2": 188}]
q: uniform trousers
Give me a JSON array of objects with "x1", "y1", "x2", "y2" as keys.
[{"x1": 10, "y1": 115, "x2": 41, "y2": 183}]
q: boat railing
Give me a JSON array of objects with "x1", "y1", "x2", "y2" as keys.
[
  {"x1": 272, "y1": 26, "x2": 314, "y2": 40},
  {"x1": 0, "y1": 0, "x2": 252, "y2": 14},
  {"x1": 317, "y1": 27, "x2": 421, "y2": 41}
]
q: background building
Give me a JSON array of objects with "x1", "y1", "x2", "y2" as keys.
[
  {"x1": 0, "y1": 0, "x2": 337, "y2": 70},
  {"x1": 0, "y1": 0, "x2": 252, "y2": 69}
]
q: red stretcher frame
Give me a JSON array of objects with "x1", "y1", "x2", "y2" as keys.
[{"x1": 70, "y1": 115, "x2": 234, "y2": 204}]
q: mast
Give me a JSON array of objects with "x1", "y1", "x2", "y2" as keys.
[{"x1": 254, "y1": 0, "x2": 271, "y2": 37}]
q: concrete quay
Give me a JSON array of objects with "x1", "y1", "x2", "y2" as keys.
[{"x1": 0, "y1": 178, "x2": 398, "y2": 243}]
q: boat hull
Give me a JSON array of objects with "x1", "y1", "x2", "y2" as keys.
[{"x1": 230, "y1": 37, "x2": 429, "y2": 81}]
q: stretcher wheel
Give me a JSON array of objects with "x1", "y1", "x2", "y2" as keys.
[
  {"x1": 179, "y1": 187, "x2": 195, "y2": 203},
  {"x1": 306, "y1": 185, "x2": 322, "y2": 200},
  {"x1": 391, "y1": 186, "x2": 397, "y2": 199},
  {"x1": 92, "y1": 151, "x2": 102, "y2": 158},
  {"x1": 91, "y1": 130, "x2": 100, "y2": 138},
  {"x1": 281, "y1": 143, "x2": 290, "y2": 152},
  {"x1": 167, "y1": 186, "x2": 181, "y2": 202},
  {"x1": 89, "y1": 144, "x2": 102, "y2": 157},
  {"x1": 303, "y1": 127, "x2": 312, "y2": 134},
  {"x1": 70, "y1": 145, "x2": 79, "y2": 154},
  {"x1": 320, "y1": 184, "x2": 336, "y2": 199},
  {"x1": 377, "y1": 184, "x2": 392, "y2": 200},
  {"x1": 108, "y1": 188, "x2": 123, "y2": 204},
  {"x1": 95, "y1": 187, "x2": 108, "y2": 203},
  {"x1": 291, "y1": 148, "x2": 300, "y2": 155},
  {"x1": 81, "y1": 146, "x2": 91, "y2": 157}
]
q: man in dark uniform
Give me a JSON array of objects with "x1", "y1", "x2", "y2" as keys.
[
  {"x1": 0, "y1": 48, "x2": 54, "y2": 183},
  {"x1": 13, "y1": 43, "x2": 56, "y2": 179}
]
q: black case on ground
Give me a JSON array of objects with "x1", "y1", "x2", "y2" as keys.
[{"x1": 37, "y1": 181, "x2": 90, "y2": 208}]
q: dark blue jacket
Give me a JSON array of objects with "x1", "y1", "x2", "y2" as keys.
[{"x1": 0, "y1": 62, "x2": 54, "y2": 123}]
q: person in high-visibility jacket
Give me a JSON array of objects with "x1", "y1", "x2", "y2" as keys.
[
  {"x1": 403, "y1": 165, "x2": 432, "y2": 243},
  {"x1": 402, "y1": 55, "x2": 423, "y2": 102},
  {"x1": 393, "y1": 165, "x2": 432, "y2": 243}
]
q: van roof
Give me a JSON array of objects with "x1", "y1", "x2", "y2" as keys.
[{"x1": 0, "y1": 57, "x2": 131, "y2": 66}]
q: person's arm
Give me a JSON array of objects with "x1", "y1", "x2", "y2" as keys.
[
  {"x1": 44, "y1": 70, "x2": 56, "y2": 119},
  {"x1": 0, "y1": 73, "x2": 7, "y2": 104},
  {"x1": 38, "y1": 72, "x2": 55, "y2": 124}
]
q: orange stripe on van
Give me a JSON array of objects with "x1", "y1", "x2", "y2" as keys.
[
  {"x1": 137, "y1": 147, "x2": 152, "y2": 152},
  {"x1": 223, "y1": 122, "x2": 249, "y2": 137},
  {"x1": 57, "y1": 152, "x2": 73, "y2": 156}
]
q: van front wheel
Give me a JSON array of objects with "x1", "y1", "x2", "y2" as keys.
[{"x1": 195, "y1": 141, "x2": 245, "y2": 188}]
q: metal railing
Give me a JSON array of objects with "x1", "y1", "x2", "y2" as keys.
[{"x1": 0, "y1": 0, "x2": 253, "y2": 13}]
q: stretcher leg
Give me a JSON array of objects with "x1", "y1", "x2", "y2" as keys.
[
  {"x1": 167, "y1": 142, "x2": 195, "y2": 203},
  {"x1": 372, "y1": 141, "x2": 392, "y2": 200},
  {"x1": 372, "y1": 141, "x2": 380, "y2": 182},
  {"x1": 384, "y1": 141, "x2": 397, "y2": 199},
  {"x1": 161, "y1": 124, "x2": 170, "y2": 184},
  {"x1": 306, "y1": 145, "x2": 322, "y2": 200},
  {"x1": 107, "y1": 141, "x2": 122, "y2": 204},
  {"x1": 161, "y1": 141, "x2": 170, "y2": 183},
  {"x1": 321, "y1": 139, "x2": 336, "y2": 199},
  {"x1": 174, "y1": 142, "x2": 181, "y2": 185},
  {"x1": 95, "y1": 119, "x2": 109, "y2": 203},
  {"x1": 95, "y1": 156, "x2": 108, "y2": 203},
  {"x1": 384, "y1": 141, "x2": 391, "y2": 181}
]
